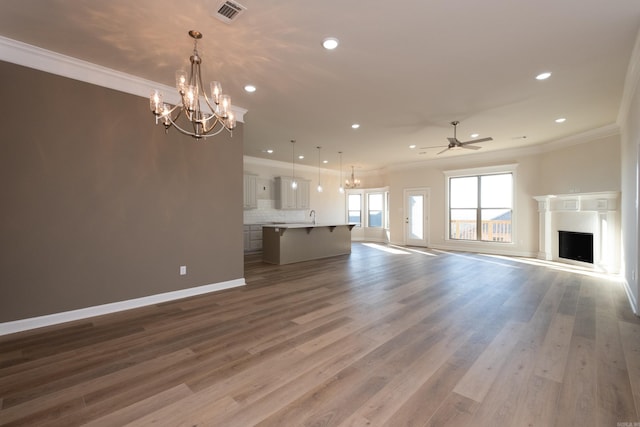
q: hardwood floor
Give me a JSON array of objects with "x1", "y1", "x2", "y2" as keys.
[{"x1": 1, "y1": 243, "x2": 639, "y2": 426}]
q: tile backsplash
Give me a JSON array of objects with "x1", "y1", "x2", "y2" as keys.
[{"x1": 243, "y1": 199, "x2": 308, "y2": 224}]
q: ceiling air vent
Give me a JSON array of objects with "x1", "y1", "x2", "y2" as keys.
[{"x1": 214, "y1": 1, "x2": 247, "y2": 23}]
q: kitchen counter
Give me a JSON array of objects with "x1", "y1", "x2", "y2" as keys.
[{"x1": 262, "y1": 223, "x2": 356, "y2": 264}]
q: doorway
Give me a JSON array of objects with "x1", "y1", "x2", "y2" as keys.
[{"x1": 404, "y1": 188, "x2": 430, "y2": 247}]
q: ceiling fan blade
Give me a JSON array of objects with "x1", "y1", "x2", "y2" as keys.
[
  {"x1": 461, "y1": 144, "x2": 481, "y2": 150},
  {"x1": 460, "y1": 137, "x2": 493, "y2": 145},
  {"x1": 419, "y1": 145, "x2": 448, "y2": 149},
  {"x1": 437, "y1": 147, "x2": 450, "y2": 155}
]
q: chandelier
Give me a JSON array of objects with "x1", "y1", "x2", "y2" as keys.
[
  {"x1": 345, "y1": 166, "x2": 361, "y2": 189},
  {"x1": 149, "y1": 30, "x2": 236, "y2": 139}
]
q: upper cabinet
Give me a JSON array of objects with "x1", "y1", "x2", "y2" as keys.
[
  {"x1": 243, "y1": 174, "x2": 257, "y2": 210},
  {"x1": 275, "y1": 176, "x2": 310, "y2": 210}
]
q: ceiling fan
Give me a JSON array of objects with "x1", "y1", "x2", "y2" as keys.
[{"x1": 436, "y1": 121, "x2": 493, "y2": 154}]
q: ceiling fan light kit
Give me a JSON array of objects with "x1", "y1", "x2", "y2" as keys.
[{"x1": 437, "y1": 121, "x2": 493, "y2": 155}]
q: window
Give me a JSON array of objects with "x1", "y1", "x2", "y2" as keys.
[
  {"x1": 367, "y1": 193, "x2": 384, "y2": 228},
  {"x1": 348, "y1": 194, "x2": 362, "y2": 226},
  {"x1": 345, "y1": 188, "x2": 389, "y2": 229},
  {"x1": 448, "y1": 170, "x2": 513, "y2": 243}
]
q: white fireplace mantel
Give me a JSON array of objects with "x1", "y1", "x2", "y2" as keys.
[{"x1": 533, "y1": 191, "x2": 620, "y2": 272}]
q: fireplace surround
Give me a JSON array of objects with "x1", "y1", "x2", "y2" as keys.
[{"x1": 533, "y1": 191, "x2": 620, "y2": 272}]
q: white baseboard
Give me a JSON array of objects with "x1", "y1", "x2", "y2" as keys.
[
  {"x1": 0, "y1": 278, "x2": 246, "y2": 336},
  {"x1": 622, "y1": 279, "x2": 639, "y2": 316}
]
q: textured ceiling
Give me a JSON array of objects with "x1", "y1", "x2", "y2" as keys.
[{"x1": 0, "y1": 0, "x2": 638, "y2": 171}]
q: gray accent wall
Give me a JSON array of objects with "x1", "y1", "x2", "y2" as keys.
[{"x1": 0, "y1": 61, "x2": 244, "y2": 322}]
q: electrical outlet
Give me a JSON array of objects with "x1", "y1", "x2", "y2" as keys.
[{"x1": 180, "y1": 265, "x2": 187, "y2": 276}]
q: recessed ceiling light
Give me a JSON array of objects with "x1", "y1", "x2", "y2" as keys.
[
  {"x1": 351, "y1": 123, "x2": 360, "y2": 129},
  {"x1": 409, "y1": 144, "x2": 416, "y2": 149},
  {"x1": 536, "y1": 72, "x2": 552, "y2": 80},
  {"x1": 323, "y1": 160, "x2": 329, "y2": 164},
  {"x1": 244, "y1": 84, "x2": 256, "y2": 93},
  {"x1": 322, "y1": 37, "x2": 339, "y2": 50},
  {"x1": 266, "y1": 149, "x2": 273, "y2": 154},
  {"x1": 298, "y1": 155, "x2": 304, "y2": 159},
  {"x1": 555, "y1": 117, "x2": 566, "y2": 123},
  {"x1": 470, "y1": 133, "x2": 480, "y2": 138}
]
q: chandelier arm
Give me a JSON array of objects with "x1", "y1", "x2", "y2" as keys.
[{"x1": 166, "y1": 115, "x2": 228, "y2": 139}]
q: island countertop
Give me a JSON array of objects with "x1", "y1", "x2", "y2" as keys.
[
  {"x1": 262, "y1": 223, "x2": 356, "y2": 230},
  {"x1": 262, "y1": 223, "x2": 356, "y2": 264}
]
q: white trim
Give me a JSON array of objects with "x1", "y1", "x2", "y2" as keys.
[
  {"x1": 622, "y1": 279, "x2": 639, "y2": 316},
  {"x1": 0, "y1": 35, "x2": 247, "y2": 122},
  {"x1": 0, "y1": 278, "x2": 246, "y2": 336},
  {"x1": 403, "y1": 187, "x2": 431, "y2": 247},
  {"x1": 429, "y1": 242, "x2": 536, "y2": 258},
  {"x1": 243, "y1": 155, "x2": 386, "y2": 177},
  {"x1": 443, "y1": 163, "x2": 519, "y2": 178},
  {"x1": 444, "y1": 165, "x2": 518, "y2": 246}
]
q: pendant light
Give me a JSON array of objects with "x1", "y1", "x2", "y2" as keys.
[
  {"x1": 316, "y1": 146, "x2": 323, "y2": 192},
  {"x1": 291, "y1": 140, "x2": 297, "y2": 190},
  {"x1": 338, "y1": 152, "x2": 345, "y2": 193}
]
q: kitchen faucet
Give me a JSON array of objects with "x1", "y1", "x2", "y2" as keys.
[{"x1": 310, "y1": 210, "x2": 316, "y2": 225}]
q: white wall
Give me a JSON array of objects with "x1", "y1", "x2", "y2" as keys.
[
  {"x1": 620, "y1": 31, "x2": 640, "y2": 315},
  {"x1": 537, "y1": 133, "x2": 621, "y2": 195},
  {"x1": 387, "y1": 151, "x2": 542, "y2": 257}
]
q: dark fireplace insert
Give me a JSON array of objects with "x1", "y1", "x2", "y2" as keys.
[{"x1": 558, "y1": 230, "x2": 593, "y2": 264}]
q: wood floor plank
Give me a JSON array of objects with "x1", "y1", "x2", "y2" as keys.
[
  {"x1": 453, "y1": 320, "x2": 526, "y2": 403},
  {"x1": 618, "y1": 320, "x2": 640, "y2": 419},
  {"x1": 511, "y1": 374, "x2": 563, "y2": 427},
  {"x1": 595, "y1": 282, "x2": 638, "y2": 425},
  {"x1": 0, "y1": 244, "x2": 636, "y2": 426},
  {"x1": 0, "y1": 348, "x2": 195, "y2": 425},
  {"x1": 81, "y1": 384, "x2": 193, "y2": 427},
  {"x1": 553, "y1": 335, "x2": 597, "y2": 427},
  {"x1": 341, "y1": 323, "x2": 475, "y2": 425},
  {"x1": 533, "y1": 313, "x2": 575, "y2": 382},
  {"x1": 424, "y1": 392, "x2": 480, "y2": 427}
]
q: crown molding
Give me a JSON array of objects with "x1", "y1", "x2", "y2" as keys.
[
  {"x1": 243, "y1": 155, "x2": 386, "y2": 177},
  {"x1": 0, "y1": 35, "x2": 247, "y2": 122}
]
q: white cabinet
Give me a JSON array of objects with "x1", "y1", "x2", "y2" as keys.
[
  {"x1": 243, "y1": 224, "x2": 263, "y2": 252},
  {"x1": 243, "y1": 225, "x2": 251, "y2": 251},
  {"x1": 243, "y1": 174, "x2": 257, "y2": 210},
  {"x1": 296, "y1": 179, "x2": 310, "y2": 209},
  {"x1": 275, "y1": 176, "x2": 310, "y2": 210}
]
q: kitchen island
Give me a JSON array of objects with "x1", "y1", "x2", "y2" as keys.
[{"x1": 262, "y1": 223, "x2": 356, "y2": 265}]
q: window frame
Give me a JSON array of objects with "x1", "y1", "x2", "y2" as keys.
[
  {"x1": 444, "y1": 164, "x2": 517, "y2": 245},
  {"x1": 345, "y1": 187, "x2": 389, "y2": 229}
]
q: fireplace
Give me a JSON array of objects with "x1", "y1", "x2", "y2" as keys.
[
  {"x1": 558, "y1": 230, "x2": 593, "y2": 264},
  {"x1": 533, "y1": 192, "x2": 619, "y2": 273}
]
